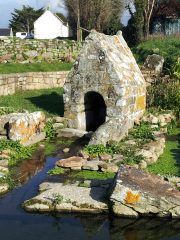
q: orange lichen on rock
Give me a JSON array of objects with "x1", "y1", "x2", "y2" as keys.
[
  {"x1": 8, "y1": 112, "x2": 45, "y2": 144},
  {"x1": 136, "y1": 95, "x2": 146, "y2": 111},
  {"x1": 125, "y1": 191, "x2": 141, "y2": 204}
]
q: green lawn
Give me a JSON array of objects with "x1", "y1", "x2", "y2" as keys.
[
  {"x1": 132, "y1": 36, "x2": 180, "y2": 69},
  {"x1": 0, "y1": 62, "x2": 73, "y2": 74},
  {"x1": 147, "y1": 127, "x2": 180, "y2": 176},
  {"x1": 0, "y1": 88, "x2": 64, "y2": 117}
]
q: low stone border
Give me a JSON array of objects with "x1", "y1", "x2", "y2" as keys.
[
  {"x1": 54, "y1": 112, "x2": 175, "y2": 173},
  {"x1": 0, "y1": 71, "x2": 69, "y2": 96}
]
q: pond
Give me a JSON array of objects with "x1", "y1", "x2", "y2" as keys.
[{"x1": 0, "y1": 147, "x2": 180, "y2": 240}]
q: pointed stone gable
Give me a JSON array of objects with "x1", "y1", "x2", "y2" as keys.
[{"x1": 63, "y1": 30, "x2": 146, "y2": 145}]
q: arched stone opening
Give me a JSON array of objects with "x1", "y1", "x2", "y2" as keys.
[{"x1": 84, "y1": 91, "x2": 107, "y2": 131}]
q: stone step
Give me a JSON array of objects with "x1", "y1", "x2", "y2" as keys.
[{"x1": 57, "y1": 128, "x2": 88, "y2": 139}]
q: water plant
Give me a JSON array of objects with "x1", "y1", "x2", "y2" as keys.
[
  {"x1": 72, "y1": 170, "x2": 115, "y2": 180},
  {"x1": 0, "y1": 140, "x2": 35, "y2": 167},
  {"x1": 48, "y1": 167, "x2": 65, "y2": 175}
]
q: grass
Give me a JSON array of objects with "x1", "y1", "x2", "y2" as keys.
[
  {"x1": 0, "y1": 88, "x2": 64, "y2": 117},
  {"x1": 147, "y1": 127, "x2": 180, "y2": 176},
  {"x1": 0, "y1": 62, "x2": 72, "y2": 74},
  {"x1": 71, "y1": 170, "x2": 115, "y2": 180},
  {"x1": 132, "y1": 36, "x2": 180, "y2": 70}
]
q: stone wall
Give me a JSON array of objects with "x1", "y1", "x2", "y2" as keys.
[
  {"x1": 0, "y1": 38, "x2": 81, "y2": 63},
  {"x1": 0, "y1": 71, "x2": 69, "y2": 96}
]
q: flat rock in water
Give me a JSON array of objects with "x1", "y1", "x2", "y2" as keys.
[
  {"x1": 110, "y1": 165, "x2": 180, "y2": 218},
  {"x1": 63, "y1": 148, "x2": 70, "y2": 153},
  {"x1": 23, "y1": 182, "x2": 108, "y2": 213},
  {"x1": 56, "y1": 156, "x2": 84, "y2": 169},
  {"x1": 82, "y1": 160, "x2": 102, "y2": 171},
  {"x1": 0, "y1": 183, "x2": 9, "y2": 195},
  {"x1": 57, "y1": 128, "x2": 87, "y2": 138}
]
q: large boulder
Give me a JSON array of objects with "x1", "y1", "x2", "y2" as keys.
[
  {"x1": 144, "y1": 54, "x2": 164, "y2": 74},
  {"x1": 8, "y1": 112, "x2": 45, "y2": 145},
  {"x1": 110, "y1": 165, "x2": 180, "y2": 218}
]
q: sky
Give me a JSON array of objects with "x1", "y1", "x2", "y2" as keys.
[{"x1": 0, "y1": 0, "x2": 130, "y2": 28}]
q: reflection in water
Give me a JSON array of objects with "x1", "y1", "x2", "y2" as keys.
[
  {"x1": 110, "y1": 217, "x2": 180, "y2": 240},
  {"x1": 11, "y1": 149, "x2": 46, "y2": 185},
  {"x1": 0, "y1": 143, "x2": 179, "y2": 240}
]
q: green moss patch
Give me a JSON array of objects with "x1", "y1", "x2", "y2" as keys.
[
  {"x1": 71, "y1": 170, "x2": 115, "y2": 180},
  {"x1": 48, "y1": 167, "x2": 65, "y2": 175}
]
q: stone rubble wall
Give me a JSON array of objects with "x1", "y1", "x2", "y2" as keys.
[
  {"x1": 0, "y1": 38, "x2": 81, "y2": 63},
  {"x1": 0, "y1": 71, "x2": 69, "y2": 96}
]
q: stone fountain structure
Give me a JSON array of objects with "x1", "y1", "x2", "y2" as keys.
[{"x1": 63, "y1": 30, "x2": 146, "y2": 145}]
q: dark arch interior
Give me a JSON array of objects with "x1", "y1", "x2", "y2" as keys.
[{"x1": 84, "y1": 91, "x2": 107, "y2": 132}]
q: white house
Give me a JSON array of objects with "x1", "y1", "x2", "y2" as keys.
[{"x1": 34, "y1": 10, "x2": 69, "y2": 39}]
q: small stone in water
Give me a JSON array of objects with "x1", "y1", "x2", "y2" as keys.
[{"x1": 63, "y1": 148, "x2": 70, "y2": 153}]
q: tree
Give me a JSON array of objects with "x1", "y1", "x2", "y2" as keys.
[
  {"x1": 64, "y1": 0, "x2": 125, "y2": 40},
  {"x1": 143, "y1": 0, "x2": 156, "y2": 38},
  {"x1": 9, "y1": 6, "x2": 44, "y2": 33},
  {"x1": 124, "y1": 0, "x2": 156, "y2": 45},
  {"x1": 104, "y1": 13, "x2": 123, "y2": 35}
]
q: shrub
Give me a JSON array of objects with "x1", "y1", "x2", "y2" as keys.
[
  {"x1": 170, "y1": 58, "x2": 180, "y2": 79},
  {"x1": 147, "y1": 78, "x2": 180, "y2": 117},
  {"x1": 130, "y1": 121, "x2": 155, "y2": 141}
]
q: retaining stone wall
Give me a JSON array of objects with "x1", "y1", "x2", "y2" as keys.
[
  {"x1": 0, "y1": 71, "x2": 69, "y2": 96},
  {"x1": 0, "y1": 38, "x2": 81, "y2": 63}
]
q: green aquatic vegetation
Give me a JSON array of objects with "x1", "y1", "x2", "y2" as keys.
[
  {"x1": 52, "y1": 193, "x2": 64, "y2": 205},
  {"x1": 48, "y1": 167, "x2": 65, "y2": 175},
  {"x1": 0, "y1": 140, "x2": 34, "y2": 167},
  {"x1": 78, "y1": 182, "x2": 90, "y2": 188},
  {"x1": 72, "y1": 170, "x2": 115, "y2": 180},
  {"x1": 0, "y1": 175, "x2": 15, "y2": 190}
]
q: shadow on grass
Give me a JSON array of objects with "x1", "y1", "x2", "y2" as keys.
[
  {"x1": 26, "y1": 92, "x2": 64, "y2": 116},
  {"x1": 168, "y1": 131, "x2": 180, "y2": 177}
]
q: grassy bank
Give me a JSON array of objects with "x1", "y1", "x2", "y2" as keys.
[
  {"x1": 0, "y1": 62, "x2": 72, "y2": 74},
  {"x1": 132, "y1": 36, "x2": 180, "y2": 69},
  {"x1": 0, "y1": 88, "x2": 64, "y2": 117},
  {"x1": 148, "y1": 127, "x2": 180, "y2": 176}
]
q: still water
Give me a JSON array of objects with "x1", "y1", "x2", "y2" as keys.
[{"x1": 0, "y1": 155, "x2": 180, "y2": 240}]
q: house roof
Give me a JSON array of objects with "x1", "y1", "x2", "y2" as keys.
[
  {"x1": 0, "y1": 28, "x2": 11, "y2": 36},
  {"x1": 34, "y1": 10, "x2": 67, "y2": 26}
]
